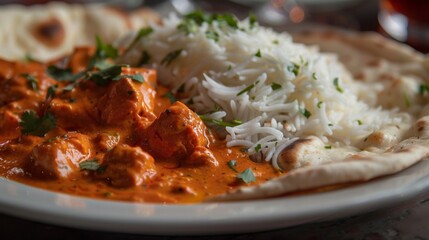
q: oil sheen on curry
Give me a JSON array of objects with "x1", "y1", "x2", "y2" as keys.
[{"x1": 0, "y1": 46, "x2": 280, "y2": 203}]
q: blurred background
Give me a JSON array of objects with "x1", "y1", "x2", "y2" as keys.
[{"x1": 0, "y1": 0, "x2": 427, "y2": 52}]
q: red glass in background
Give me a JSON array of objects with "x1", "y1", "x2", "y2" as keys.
[{"x1": 378, "y1": 0, "x2": 429, "y2": 53}]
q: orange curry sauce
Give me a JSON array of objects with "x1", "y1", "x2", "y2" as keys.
[{"x1": 0, "y1": 47, "x2": 280, "y2": 203}]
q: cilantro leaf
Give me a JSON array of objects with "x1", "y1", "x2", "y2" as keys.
[
  {"x1": 301, "y1": 108, "x2": 312, "y2": 119},
  {"x1": 21, "y1": 73, "x2": 38, "y2": 92},
  {"x1": 46, "y1": 85, "x2": 58, "y2": 99},
  {"x1": 237, "y1": 168, "x2": 256, "y2": 183},
  {"x1": 206, "y1": 30, "x2": 219, "y2": 42},
  {"x1": 254, "y1": 144, "x2": 262, "y2": 152},
  {"x1": 19, "y1": 110, "x2": 56, "y2": 137},
  {"x1": 271, "y1": 83, "x2": 281, "y2": 91},
  {"x1": 79, "y1": 159, "x2": 102, "y2": 171},
  {"x1": 87, "y1": 36, "x2": 118, "y2": 70},
  {"x1": 161, "y1": 49, "x2": 183, "y2": 66},
  {"x1": 126, "y1": 27, "x2": 153, "y2": 52},
  {"x1": 287, "y1": 63, "x2": 300, "y2": 76},
  {"x1": 47, "y1": 66, "x2": 84, "y2": 82},
  {"x1": 333, "y1": 77, "x2": 344, "y2": 93},
  {"x1": 87, "y1": 65, "x2": 123, "y2": 86},
  {"x1": 199, "y1": 115, "x2": 242, "y2": 127},
  {"x1": 138, "y1": 51, "x2": 151, "y2": 66},
  {"x1": 255, "y1": 49, "x2": 261, "y2": 58},
  {"x1": 163, "y1": 92, "x2": 177, "y2": 103},
  {"x1": 419, "y1": 84, "x2": 429, "y2": 95},
  {"x1": 237, "y1": 83, "x2": 255, "y2": 96},
  {"x1": 227, "y1": 160, "x2": 238, "y2": 172},
  {"x1": 249, "y1": 12, "x2": 257, "y2": 28},
  {"x1": 112, "y1": 73, "x2": 144, "y2": 83}
]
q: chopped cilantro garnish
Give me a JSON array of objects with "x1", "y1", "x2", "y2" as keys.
[
  {"x1": 301, "y1": 108, "x2": 312, "y2": 119},
  {"x1": 357, "y1": 119, "x2": 363, "y2": 125},
  {"x1": 21, "y1": 73, "x2": 38, "y2": 92},
  {"x1": 161, "y1": 49, "x2": 183, "y2": 66},
  {"x1": 255, "y1": 49, "x2": 261, "y2": 57},
  {"x1": 237, "y1": 83, "x2": 255, "y2": 96},
  {"x1": 333, "y1": 77, "x2": 344, "y2": 93},
  {"x1": 112, "y1": 73, "x2": 144, "y2": 83},
  {"x1": 46, "y1": 85, "x2": 58, "y2": 99},
  {"x1": 287, "y1": 63, "x2": 300, "y2": 76},
  {"x1": 177, "y1": 11, "x2": 239, "y2": 35},
  {"x1": 126, "y1": 27, "x2": 153, "y2": 52},
  {"x1": 24, "y1": 53, "x2": 36, "y2": 62},
  {"x1": 404, "y1": 93, "x2": 410, "y2": 108},
  {"x1": 79, "y1": 159, "x2": 104, "y2": 172},
  {"x1": 419, "y1": 84, "x2": 429, "y2": 95},
  {"x1": 312, "y1": 72, "x2": 318, "y2": 80},
  {"x1": 237, "y1": 168, "x2": 256, "y2": 184},
  {"x1": 272, "y1": 40, "x2": 279, "y2": 44},
  {"x1": 328, "y1": 123, "x2": 334, "y2": 127},
  {"x1": 138, "y1": 51, "x2": 151, "y2": 66},
  {"x1": 62, "y1": 83, "x2": 76, "y2": 92},
  {"x1": 271, "y1": 83, "x2": 281, "y2": 91},
  {"x1": 227, "y1": 160, "x2": 238, "y2": 172},
  {"x1": 199, "y1": 115, "x2": 242, "y2": 127},
  {"x1": 19, "y1": 110, "x2": 56, "y2": 137},
  {"x1": 87, "y1": 36, "x2": 118, "y2": 70},
  {"x1": 249, "y1": 12, "x2": 257, "y2": 28},
  {"x1": 317, "y1": 101, "x2": 323, "y2": 109},
  {"x1": 163, "y1": 92, "x2": 177, "y2": 103},
  {"x1": 324, "y1": 145, "x2": 332, "y2": 149},
  {"x1": 206, "y1": 30, "x2": 219, "y2": 42},
  {"x1": 47, "y1": 66, "x2": 84, "y2": 82},
  {"x1": 254, "y1": 144, "x2": 262, "y2": 152},
  {"x1": 87, "y1": 65, "x2": 123, "y2": 86}
]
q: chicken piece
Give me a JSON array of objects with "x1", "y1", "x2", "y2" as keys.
[
  {"x1": 49, "y1": 97, "x2": 96, "y2": 129},
  {"x1": 94, "y1": 132, "x2": 120, "y2": 152},
  {"x1": 0, "y1": 110, "x2": 20, "y2": 143},
  {"x1": 143, "y1": 101, "x2": 210, "y2": 164},
  {"x1": 185, "y1": 146, "x2": 218, "y2": 167},
  {"x1": 97, "y1": 68, "x2": 157, "y2": 125},
  {"x1": 27, "y1": 133, "x2": 91, "y2": 179},
  {"x1": 99, "y1": 144, "x2": 156, "y2": 188}
]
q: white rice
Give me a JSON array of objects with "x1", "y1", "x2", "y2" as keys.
[{"x1": 119, "y1": 13, "x2": 408, "y2": 168}]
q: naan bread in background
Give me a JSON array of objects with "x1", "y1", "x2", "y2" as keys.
[{"x1": 0, "y1": 2, "x2": 160, "y2": 62}]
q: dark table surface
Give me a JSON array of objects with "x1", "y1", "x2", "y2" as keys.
[{"x1": 1, "y1": 1, "x2": 429, "y2": 239}]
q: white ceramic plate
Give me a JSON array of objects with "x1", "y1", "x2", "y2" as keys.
[{"x1": 1, "y1": 159, "x2": 429, "y2": 236}]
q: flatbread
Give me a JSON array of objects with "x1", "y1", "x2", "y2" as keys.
[
  {"x1": 209, "y1": 31, "x2": 429, "y2": 201},
  {"x1": 0, "y1": 2, "x2": 160, "y2": 62}
]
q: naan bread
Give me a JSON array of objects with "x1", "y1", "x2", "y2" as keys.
[
  {"x1": 209, "y1": 31, "x2": 429, "y2": 201},
  {"x1": 0, "y1": 2, "x2": 160, "y2": 62}
]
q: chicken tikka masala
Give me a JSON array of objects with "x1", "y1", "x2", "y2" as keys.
[{"x1": 0, "y1": 39, "x2": 280, "y2": 203}]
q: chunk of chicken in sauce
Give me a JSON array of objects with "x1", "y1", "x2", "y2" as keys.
[
  {"x1": 143, "y1": 101, "x2": 217, "y2": 167},
  {"x1": 26, "y1": 132, "x2": 91, "y2": 179},
  {"x1": 98, "y1": 144, "x2": 156, "y2": 188},
  {"x1": 98, "y1": 68, "x2": 157, "y2": 126}
]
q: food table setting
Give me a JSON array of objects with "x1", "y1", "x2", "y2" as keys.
[{"x1": 0, "y1": 0, "x2": 429, "y2": 239}]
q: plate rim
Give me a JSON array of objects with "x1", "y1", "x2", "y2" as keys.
[{"x1": 1, "y1": 159, "x2": 429, "y2": 235}]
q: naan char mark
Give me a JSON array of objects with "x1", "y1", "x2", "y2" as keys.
[
  {"x1": 31, "y1": 17, "x2": 65, "y2": 49},
  {"x1": 278, "y1": 137, "x2": 328, "y2": 171}
]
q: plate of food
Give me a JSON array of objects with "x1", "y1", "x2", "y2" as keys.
[{"x1": 0, "y1": 2, "x2": 429, "y2": 235}]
